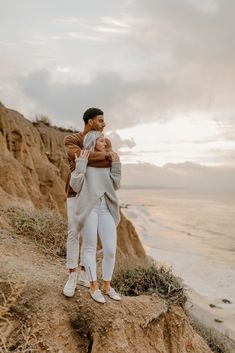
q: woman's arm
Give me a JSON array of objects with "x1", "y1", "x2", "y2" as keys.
[
  {"x1": 69, "y1": 151, "x2": 89, "y2": 193},
  {"x1": 110, "y1": 162, "x2": 121, "y2": 190},
  {"x1": 109, "y1": 152, "x2": 121, "y2": 190}
]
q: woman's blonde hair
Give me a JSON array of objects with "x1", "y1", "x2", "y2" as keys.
[{"x1": 83, "y1": 131, "x2": 103, "y2": 151}]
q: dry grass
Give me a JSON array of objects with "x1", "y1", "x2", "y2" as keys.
[
  {"x1": 0, "y1": 281, "x2": 24, "y2": 318},
  {"x1": 112, "y1": 259, "x2": 186, "y2": 305},
  {"x1": 0, "y1": 280, "x2": 21, "y2": 352},
  {"x1": 4, "y1": 206, "x2": 67, "y2": 257},
  {"x1": 0, "y1": 281, "x2": 50, "y2": 353},
  {"x1": 33, "y1": 114, "x2": 51, "y2": 126},
  {"x1": 0, "y1": 280, "x2": 24, "y2": 349},
  {"x1": 32, "y1": 114, "x2": 78, "y2": 133}
]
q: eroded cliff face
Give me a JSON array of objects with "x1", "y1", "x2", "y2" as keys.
[
  {"x1": 117, "y1": 211, "x2": 146, "y2": 260},
  {"x1": 0, "y1": 103, "x2": 69, "y2": 213}
]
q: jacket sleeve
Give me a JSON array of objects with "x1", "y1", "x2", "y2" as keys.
[
  {"x1": 64, "y1": 134, "x2": 112, "y2": 164},
  {"x1": 110, "y1": 162, "x2": 121, "y2": 190},
  {"x1": 69, "y1": 159, "x2": 88, "y2": 193}
]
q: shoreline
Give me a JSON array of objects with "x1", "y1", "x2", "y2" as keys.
[
  {"x1": 185, "y1": 286, "x2": 235, "y2": 343},
  {"x1": 119, "y1": 200, "x2": 235, "y2": 346}
]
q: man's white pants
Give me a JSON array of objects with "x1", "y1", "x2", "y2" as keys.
[
  {"x1": 82, "y1": 197, "x2": 117, "y2": 282},
  {"x1": 66, "y1": 197, "x2": 84, "y2": 269}
]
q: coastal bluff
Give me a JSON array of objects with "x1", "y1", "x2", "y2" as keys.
[
  {"x1": 0, "y1": 103, "x2": 213, "y2": 352},
  {"x1": 0, "y1": 102, "x2": 70, "y2": 213}
]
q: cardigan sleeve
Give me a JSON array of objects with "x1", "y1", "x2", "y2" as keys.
[
  {"x1": 110, "y1": 162, "x2": 121, "y2": 190},
  {"x1": 69, "y1": 159, "x2": 88, "y2": 193}
]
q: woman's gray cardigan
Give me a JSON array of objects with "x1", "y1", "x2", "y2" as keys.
[{"x1": 70, "y1": 159, "x2": 121, "y2": 232}]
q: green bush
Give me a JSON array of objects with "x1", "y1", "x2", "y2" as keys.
[{"x1": 112, "y1": 261, "x2": 186, "y2": 305}]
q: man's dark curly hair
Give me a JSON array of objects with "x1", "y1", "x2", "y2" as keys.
[{"x1": 83, "y1": 107, "x2": 103, "y2": 124}]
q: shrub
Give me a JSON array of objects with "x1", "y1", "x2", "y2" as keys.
[
  {"x1": 33, "y1": 115, "x2": 51, "y2": 126},
  {"x1": 112, "y1": 260, "x2": 186, "y2": 305},
  {"x1": 56, "y1": 126, "x2": 79, "y2": 133},
  {"x1": 0, "y1": 280, "x2": 50, "y2": 352},
  {"x1": 4, "y1": 207, "x2": 67, "y2": 257},
  {"x1": 32, "y1": 114, "x2": 79, "y2": 133}
]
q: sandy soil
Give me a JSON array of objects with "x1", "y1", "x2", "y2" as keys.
[{"x1": 0, "y1": 223, "x2": 214, "y2": 353}]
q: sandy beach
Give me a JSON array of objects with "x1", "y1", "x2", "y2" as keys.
[
  {"x1": 186, "y1": 287, "x2": 235, "y2": 341},
  {"x1": 117, "y1": 188, "x2": 235, "y2": 343}
]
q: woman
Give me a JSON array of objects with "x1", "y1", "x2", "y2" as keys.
[{"x1": 70, "y1": 130, "x2": 121, "y2": 303}]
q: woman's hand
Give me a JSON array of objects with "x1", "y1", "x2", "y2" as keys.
[
  {"x1": 75, "y1": 150, "x2": 89, "y2": 161},
  {"x1": 109, "y1": 152, "x2": 120, "y2": 162}
]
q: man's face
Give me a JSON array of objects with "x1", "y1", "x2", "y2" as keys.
[{"x1": 90, "y1": 115, "x2": 106, "y2": 132}]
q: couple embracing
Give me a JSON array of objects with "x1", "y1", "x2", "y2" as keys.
[{"x1": 63, "y1": 108, "x2": 121, "y2": 304}]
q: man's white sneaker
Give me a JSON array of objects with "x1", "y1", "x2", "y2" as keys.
[
  {"x1": 89, "y1": 289, "x2": 106, "y2": 304},
  {"x1": 63, "y1": 272, "x2": 77, "y2": 297},
  {"x1": 77, "y1": 270, "x2": 90, "y2": 288},
  {"x1": 104, "y1": 287, "x2": 121, "y2": 301}
]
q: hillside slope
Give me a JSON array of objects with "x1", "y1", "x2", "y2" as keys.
[{"x1": 0, "y1": 216, "x2": 213, "y2": 353}]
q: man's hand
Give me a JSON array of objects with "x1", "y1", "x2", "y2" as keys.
[
  {"x1": 75, "y1": 150, "x2": 89, "y2": 160},
  {"x1": 105, "y1": 151, "x2": 113, "y2": 161},
  {"x1": 109, "y1": 152, "x2": 120, "y2": 162}
]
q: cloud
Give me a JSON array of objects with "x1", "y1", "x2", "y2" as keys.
[
  {"x1": 2, "y1": 0, "x2": 235, "y2": 149},
  {"x1": 106, "y1": 131, "x2": 136, "y2": 151},
  {"x1": 126, "y1": 0, "x2": 235, "y2": 114},
  {"x1": 0, "y1": 41, "x2": 18, "y2": 47},
  {"x1": 51, "y1": 16, "x2": 138, "y2": 43},
  {"x1": 18, "y1": 69, "x2": 171, "y2": 129},
  {"x1": 121, "y1": 162, "x2": 235, "y2": 191}
]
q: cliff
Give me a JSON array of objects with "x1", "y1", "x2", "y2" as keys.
[
  {"x1": 0, "y1": 103, "x2": 214, "y2": 353},
  {"x1": 0, "y1": 216, "x2": 213, "y2": 353},
  {"x1": 0, "y1": 102, "x2": 69, "y2": 213}
]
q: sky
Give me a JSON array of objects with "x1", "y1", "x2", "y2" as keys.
[{"x1": 0, "y1": 0, "x2": 235, "y2": 189}]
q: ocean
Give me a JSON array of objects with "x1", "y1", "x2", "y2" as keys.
[{"x1": 117, "y1": 188, "x2": 235, "y2": 306}]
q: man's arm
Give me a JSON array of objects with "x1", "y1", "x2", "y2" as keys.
[{"x1": 64, "y1": 133, "x2": 112, "y2": 165}]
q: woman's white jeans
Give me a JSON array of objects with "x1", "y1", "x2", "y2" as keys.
[
  {"x1": 82, "y1": 196, "x2": 117, "y2": 282},
  {"x1": 66, "y1": 197, "x2": 84, "y2": 269}
]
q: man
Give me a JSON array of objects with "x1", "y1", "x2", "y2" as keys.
[{"x1": 63, "y1": 107, "x2": 112, "y2": 297}]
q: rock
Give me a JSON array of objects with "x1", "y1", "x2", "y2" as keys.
[
  {"x1": 0, "y1": 103, "x2": 68, "y2": 214},
  {"x1": 222, "y1": 298, "x2": 232, "y2": 304},
  {"x1": 214, "y1": 319, "x2": 224, "y2": 323},
  {"x1": 68, "y1": 294, "x2": 213, "y2": 353}
]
